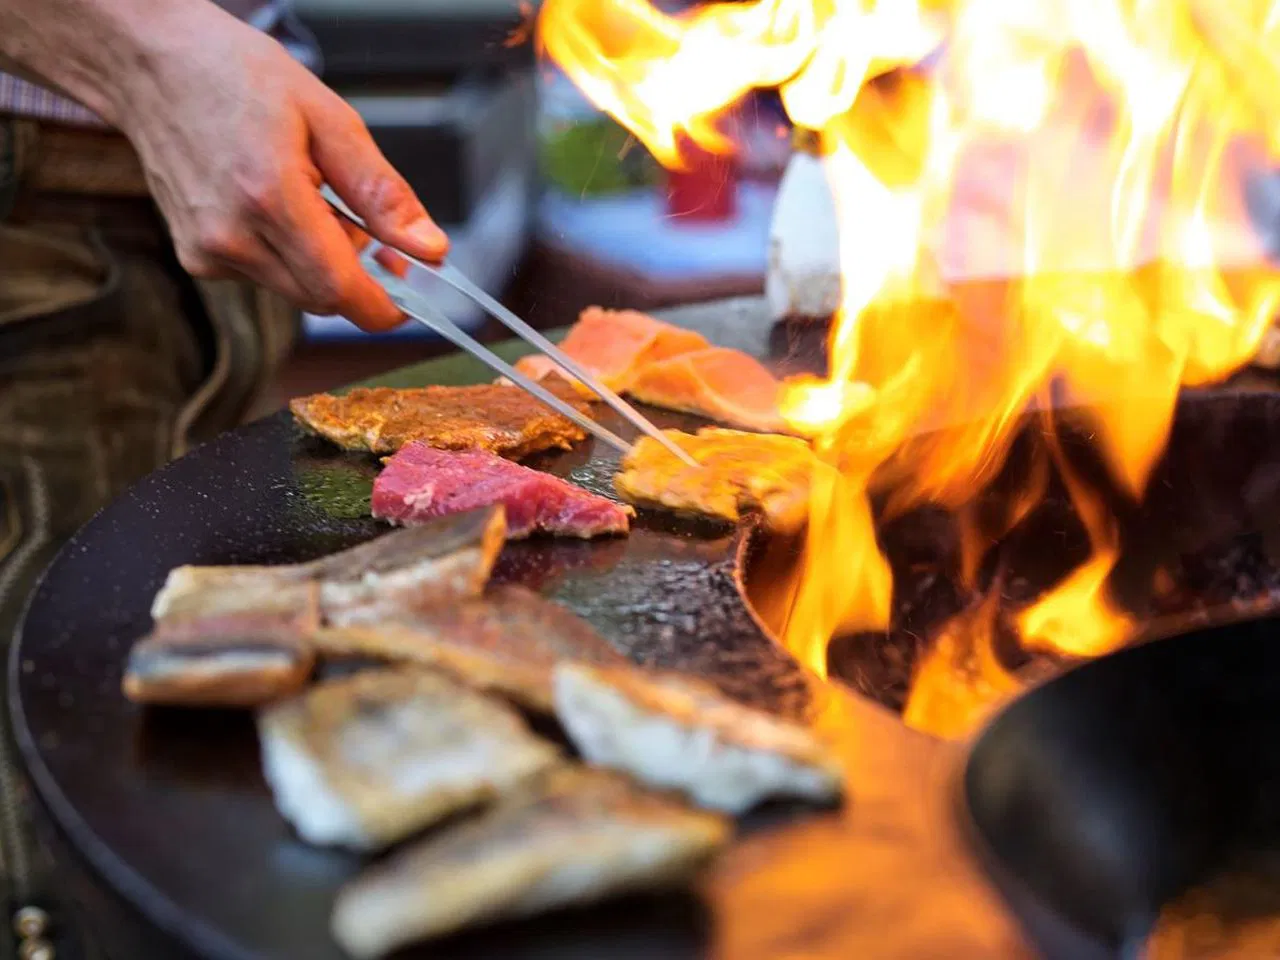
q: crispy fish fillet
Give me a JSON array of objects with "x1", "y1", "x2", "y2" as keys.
[
  {"x1": 554, "y1": 663, "x2": 845, "y2": 813},
  {"x1": 372, "y1": 443, "x2": 633, "y2": 539},
  {"x1": 289, "y1": 381, "x2": 591, "y2": 458},
  {"x1": 331, "y1": 767, "x2": 729, "y2": 958},
  {"x1": 123, "y1": 614, "x2": 315, "y2": 707},
  {"x1": 313, "y1": 585, "x2": 629, "y2": 713},
  {"x1": 258, "y1": 668, "x2": 562, "y2": 851},
  {"x1": 150, "y1": 507, "x2": 507, "y2": 627},
  {"x1": 626, "y1": 347, "x2": 795, "y2": 435},
  {"x1": 511, "y1": 307, "x2": 710, "y2": 396},
  {"x1": 614, "y1": 427, "x2": 815, "y2": 534}
]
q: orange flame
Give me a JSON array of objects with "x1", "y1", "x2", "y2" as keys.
[{"x1": 538, "y1": 0, "x2": 1280, "y2": 737}]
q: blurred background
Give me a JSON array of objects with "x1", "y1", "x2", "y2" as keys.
[{"x1": 268, "y1": 0, "x2": 794, "y2": 403}]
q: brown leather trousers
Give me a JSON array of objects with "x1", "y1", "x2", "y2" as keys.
[{"x1": 0, "y1": 117, "x2": 299, "y2": 958}]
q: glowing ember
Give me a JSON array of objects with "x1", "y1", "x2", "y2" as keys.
[{"x1": 537, "y1": 0, "x2": 1280, "y2": 737}]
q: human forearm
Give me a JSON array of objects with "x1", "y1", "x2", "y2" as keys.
[
  {"x1": 0, "y1": 0, "x2": 449, "y2": 332},
  {"x1": 0, "y1": 0, "x2": 214, "y2": 125}
]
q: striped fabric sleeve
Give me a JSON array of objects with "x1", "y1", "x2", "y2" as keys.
[{"x1": 0, "y1": 1, "x2": 321, "y2": 129}]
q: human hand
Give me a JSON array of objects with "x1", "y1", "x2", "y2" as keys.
[{"x1": 111, "y1": 2, "x2": 447, "y2": 331}]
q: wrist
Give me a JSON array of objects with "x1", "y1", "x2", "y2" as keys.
[{"x1": 97, "y1": 0, "x2": 228, "y2": 129}]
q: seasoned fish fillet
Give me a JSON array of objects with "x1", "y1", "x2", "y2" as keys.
[
  {"x1": 511, "y1": 307, "x2": 709, "y2": 396},
  {"x1": 614, "y1": 427, "x2": 815, "y2": 534},
  {"x1": 331, "y1": 767, "x2": 729, "y2": 958},
  {"x1": 626, "y1": 347, "x2": 795, "y2": 435},
  {"x1": 150, "y1": 507, "x2": 506, "y2": 627},
  {"x1": 554, "y1": 663, "x2": 844, "y2": 813},
  {"x1": 123, "y1": 614, "x2": 315, "y2": 707},
  {"x1": 258, "y1": 668, "x2": 562, "y2": 851},
  {"x1": 372, "y1": 443, "x2": 633, "y2": 539},
  {"x1": 290, "y1": 381, "x2": 591, "y2": 458},
  {"x1": 313, "y1": 585, "x2": 629, "y2": 713}
]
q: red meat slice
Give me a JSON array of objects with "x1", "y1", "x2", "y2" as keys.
[{"x1": 372, "y1": 443, "x2": 633, "y2": 540}]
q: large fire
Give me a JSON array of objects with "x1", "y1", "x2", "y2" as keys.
[{"x1": 537, "y1": 0, "x2": 1280, "y2": 736}]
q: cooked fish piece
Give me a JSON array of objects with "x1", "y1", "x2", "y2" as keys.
[
  {"x1": 151, "y1": 507, "x2": 507, "y2": 626},
  {"x1": 510, "y1": 306, "x2": 710, "y2": 396},
  {"x1": 313, "y1": 584, "x2": 630, "y2": 713},
  {"x1": 553, "y1": 663, "x2": 845, "y2": 813},
  {"x1": 372, "y1": 442, "x2": 633, "y2": 539},
  {"x1": 626, "y1": 346, "x2": 796, "y2": 435},
  {"x1": 123, "y1": 613, "x2": 315, "y2": 707},
  {"x1": 258, "y1": 668, "x2": 562, "y2": 851},
  {"x1": 614, "y1": 427, "x2": 815, "y2": 534},
  {"x1": 330, "y1": 767, "x2": 729, "y2": 958},
  {"x1": 289, "y1": 381, "x2": 591, "y2": 458}
]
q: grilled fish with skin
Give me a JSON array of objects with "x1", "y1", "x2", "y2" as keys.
[
  {"x1": 123, "y1": 613, "x2": 315, "y2": 707},
  {"x1": 615, "y1": 427, "x2": 815, "y2": 534},
  {"x1": 330, "y1": 767, "x2": 729, "y2": 958},
  {"x1": 314, "y1": 585, "x2": 630, "y2": 713},
  {"x1": 151, "y1": 507, "x2": 507, "y2": 627},
  {"x1": 554, "y1": 663, "x2": 845, "y2": 813},
  {"x1": 290, "y1": 381, "x2": 591, "y2": 458},
  {"x1": 258, "y1": 668, "x2": 562, "y2": 851}
]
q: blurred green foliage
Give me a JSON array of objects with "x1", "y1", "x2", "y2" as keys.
[{"x1": 540, "y1": 117, "x2": 661, "y2": 196}]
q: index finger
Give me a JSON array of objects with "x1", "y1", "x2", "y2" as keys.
[{"x1": 263, "y1": 165, "x2": 405, "y2": 332}]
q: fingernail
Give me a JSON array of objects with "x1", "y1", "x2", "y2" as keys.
[{"x1": 406, "y1": 218, "x2": 448, "y2": 255}]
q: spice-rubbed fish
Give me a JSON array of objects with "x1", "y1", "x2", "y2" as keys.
[
  {"x1": 313, "y1": 585, "x2": 630, "y2": 713},
  {"x1": 554, "y1": 663, "x2": 845, "y2": 813},
  {"x1": 290, "y1": 381, "x2": 592, "y2": 458},
  {"x1": 330, "y1": 767, "x2": 729, "y2": 958},
  {"x1": 615, "y1": 427, "x2": 815, "y2": 534},
  {"x1": 150, "y1": 506, "x2": 507, "y2": 627},
  {"x1": 510, "y1": 306, "x2": 710, "y2": 396},
  {"x1": 258, "y1": 668, "x2": 562, "y2": 851},
  {"x1": 372, "y1": 443, "x2": 633, "y2": 539},
  {"x1": 123, "y1": 613, "x2": 315, "y2": 707}
]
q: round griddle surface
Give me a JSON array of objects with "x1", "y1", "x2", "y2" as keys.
[{"x1": 10, "y1": 408, "x2": 811, "y2": 960}]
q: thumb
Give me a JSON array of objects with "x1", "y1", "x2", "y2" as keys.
[{"x1": 304, "y1": 93, "x2": 449, "y2": 262}]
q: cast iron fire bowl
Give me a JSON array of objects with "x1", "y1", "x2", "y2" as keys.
[{"x1": 963, "y1": 614, "x2": 1280, "y2": 959}]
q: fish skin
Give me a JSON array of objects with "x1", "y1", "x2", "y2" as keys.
[
  {"x1": 330, "y1": 767, "x2": 729, "y2": 958},
  {"x1": 312, "y1": 584, "x2": 630, "y2": 713},
  {"x1": 553, "y1": 663, "x2": 845, "y2": 814},
  {"x1": 258, "y1": 668, "x2": 564, "y2": 852},
  {"x1": 122, "y1": 613, "x2": 316, "y2": 707},
  {"x1": 149, "y1": 506, "x2": 508, "y2": 626},
  {"x1": 289, "y1": 381, "x2": 591, "y2": 458},
  {"x1": 615, "y1": 427, "x2": 815, "y2": 534}
]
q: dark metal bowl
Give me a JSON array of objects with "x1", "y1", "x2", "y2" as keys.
[{"x1": 962, "y1": 618, "x2": 1280, "y2": 958}]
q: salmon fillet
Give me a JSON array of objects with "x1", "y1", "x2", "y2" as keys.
[
  {"x1": 626, "y1": 347, "x2": 795, "y2": 434},
  {"x1": 614, "y1": 427, "x2": 815, "y2": 534},
  {"x1": 512, "y1": 307, "x2": 709, "y2": 395},
  {"x1": 290, "y1": 381, "x2": 591, "y2": 458},
  {"x1": 372, "y1": 443, "x2": 633, "y2": 539}
]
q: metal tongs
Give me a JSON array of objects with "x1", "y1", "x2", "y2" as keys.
[{"x1": 321, "y1": 186, "x2": 698, "y2": 467}]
